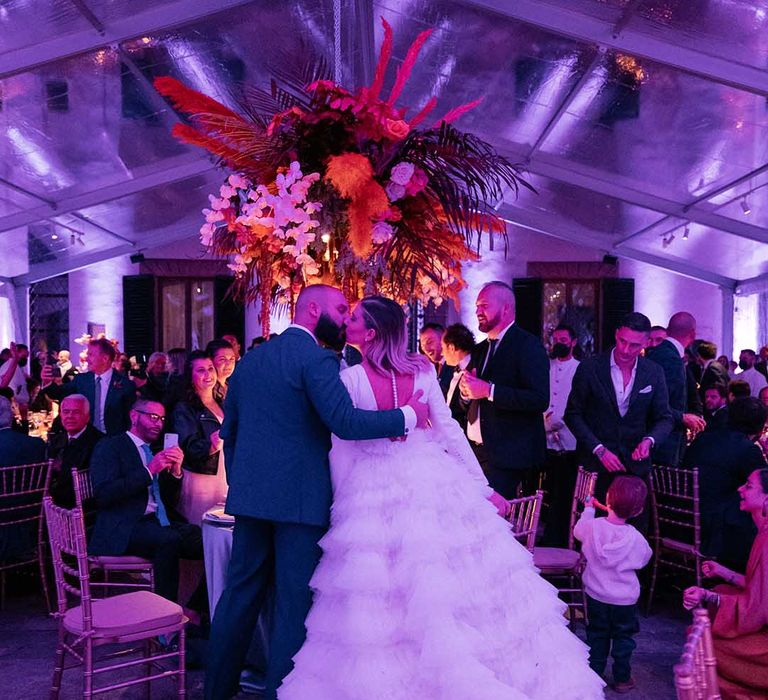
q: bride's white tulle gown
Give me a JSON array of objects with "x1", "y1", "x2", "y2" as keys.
[{"x1": 279, "y1": 364, "x2": 605, "y2": 699}]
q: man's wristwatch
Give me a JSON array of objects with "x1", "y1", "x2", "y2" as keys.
[{"x1": 595, "y1": 446, "x2": 606, "y2": 459}]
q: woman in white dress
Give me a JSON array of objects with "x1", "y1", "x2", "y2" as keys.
[
  {"x1": 172, "y1": 350, "x2": 228, "y2": 525},
  {"x1": 280, "y1": 296, "x2": 604, "y2": 699}
]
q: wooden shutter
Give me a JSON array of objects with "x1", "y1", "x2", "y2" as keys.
[
  {"x1": 123, "y1": 274, "x2": 156, "y2": 357},
  {"x1": 600, "y1": 278, "x2": 634, "y2": 351},
  {"x1": 214, "y1": 276, "x2": 245, "y2": 345},
  {"x1": 513, "y1": 278, "x2": 543, "y2": 338}
]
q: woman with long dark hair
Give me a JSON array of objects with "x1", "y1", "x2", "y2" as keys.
[
  {"x1": 172, "y1": 350, "x2": 227, "y2": 524},
  {"x1": 279, "y1": 296, "x2": 604, "y2": 699}
]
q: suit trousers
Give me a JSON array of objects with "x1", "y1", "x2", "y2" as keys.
[
  {"x1": 204, "y1": 516, "x2": 325, "y2": 700},
  {"x1": 541, "y1": 450, "x2": 579, "y2": 547},
  {"x1": 126, "y1": 515, "x2": 203, "y2": 602},
  {"x1": 470, "y1": 442, "x2": 529, "y2": 499}
]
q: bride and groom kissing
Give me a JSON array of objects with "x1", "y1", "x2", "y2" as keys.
[{"x1": 205, "y1": 283, "x2": 604, "y2": 700}]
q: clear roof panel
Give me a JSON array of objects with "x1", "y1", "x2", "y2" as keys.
[
  {"x1": 0, "y1": 181, "x2": 41, "y2": 217},
  {"x1": 625, "y1": 221, "x2": 768, "y2": 280},
  {"x1": 629, "y1": 0, "x2": 768, "y2": 71},
  {"x1": 537, "y1": 51, "x2": 768, "y2": 201},
  {"x1": 0, "y1": 0, "x2": 92, "y2": 56}
]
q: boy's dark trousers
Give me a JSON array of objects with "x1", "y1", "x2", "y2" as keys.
[{"x1": 586, "y1": 594, "x2": 639, "y2": 683}]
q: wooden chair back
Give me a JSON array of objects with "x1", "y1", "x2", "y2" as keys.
[
  {"x1": 674, "y1": 607, "x2": 721, "y2": 700},
  {"x1": 507, "y1": 490, "x2": 544, "y2": 552}
]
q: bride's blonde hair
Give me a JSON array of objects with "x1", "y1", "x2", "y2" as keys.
[{"x1": 357, "y1": 296, "x2": 432, "y2": 377}]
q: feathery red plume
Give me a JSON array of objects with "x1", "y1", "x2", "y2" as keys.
[
  {"x1": 170, "y1": 124, "x2": 243, "y2": 165},
  {"x1": 387, "y1": 28, "x2": 433, "y2": 106},
  {"x1": 368, "y1": 18, "x2": 393, "y2": 101},
  {"x1": 154, "y1": 76, "x2": 240, "y2": 121},
  {"x1": 435, "y1": 97, "x2": 484, "y2": 126},
  {"x1": 409, "y1": 96, "x2": 438, "y2": 127}
]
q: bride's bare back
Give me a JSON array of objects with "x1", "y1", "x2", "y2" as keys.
[{"x1": 361, "y1": 361, "x2": 416, "y2": 411}]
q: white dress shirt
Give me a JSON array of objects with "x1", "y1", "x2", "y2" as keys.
[
  {"x1": 738, "y1": 366, "x2": 768, "y2": 397},
  {"x1": 0, "y1": 360, "x2": 29, "y2": 404},
  {"x1": 289, "y1": 323, "x2": 417, "y2": 433},
  {"x1": 446, "y1": 354, "x2": 472, "y2": 407},
  {"x1": 610, "y1": 349, "x2": 638, "y2": 418},
  {"x1": 466, "y1": 321, "x2": 514, "y2": 444},
  {"x1": 546, "y1": 356, "x2": 579, "y2": 452},
  {"x1": 126, "y1": 430, "x2": 158, "y2": 516}
]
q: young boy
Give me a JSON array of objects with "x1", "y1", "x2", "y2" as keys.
[{"x1": 574, "y1": 475, "x2": 652, "y2": 693}]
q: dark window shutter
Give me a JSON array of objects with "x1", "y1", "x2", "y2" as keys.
[
  {"x1": 600, "y1": 278, "x2": 634, "y2": 351},
  {"x1": 214, "y1": 276, "x2": 245, "y2": 345},
  {"x1": 123, "y1": 275, "x2": 155, "y2": 357},
  {"x1": 512, "y1": 278, "x2": 542, "y2": 338}
]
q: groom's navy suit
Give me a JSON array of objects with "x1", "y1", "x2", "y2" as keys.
[{"x1": 205, "y1": 326, "x2": 408, "y2": 700}]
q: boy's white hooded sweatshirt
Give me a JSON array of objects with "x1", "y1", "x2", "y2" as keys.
[{"x1": 573, "y1": 506, "x2": 653, "y2": 606}]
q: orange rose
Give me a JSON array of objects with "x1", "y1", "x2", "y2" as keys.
[{"x1": 384, "y1": 118, "x2": 410, "y2": 140}]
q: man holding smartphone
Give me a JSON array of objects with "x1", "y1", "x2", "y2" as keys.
[{"x1": 89, "y1": 398, "x2": 203, "y2": 604}]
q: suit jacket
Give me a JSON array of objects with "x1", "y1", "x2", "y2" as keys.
[
  {"x1": 437, "y1": 362, "x2": 453, "y2": 398},
  {"x1": 47, "y1": 424, "x2": 104, "y2": 507},
  {"x1": 564, "y1": 352, "x2": 674, "y2": 476},
  {"x1": 682, "y1": 430, "x2": 766, "y2": 565},
  {"x1": 43, "y1": 371, "x2": 137, "y2": 435},
  {"x1": 699, "y1": 361, "x2": 730, "y2": 401},
  {"x1": 468, "y1": 324, "x2": 549, "y2": 471},
  {"x1": 646, "y1": 339, "x2": 693, "y2": 465},
  {"x1": 222, "y1": 327, "x2": 406, "y2": 528},
  {"x1": 0, "y1": 428, "x2": 46, "y2": 467},
  {"x1": 686, "y1": 365, "x2": 704, "y2": 415},
  {"x1": 706, "y1": 405, "x2": 729, "y2": 432},
  {"x1": 88, "y1": 432, "x2": 183, "y2": 555}
]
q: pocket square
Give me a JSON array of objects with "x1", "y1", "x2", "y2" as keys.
[{"x1": 639, "y1": 385, "x2": 653, "y2": 394}]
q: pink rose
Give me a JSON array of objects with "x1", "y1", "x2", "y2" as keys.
[
  {"x1": 385, "y1": 182, "x2": 406, "y2": 202},
  {"x1": 405, "y1": 167, "x2": 429, "y2": 196},
  {"x1": 389, "y1": 162, "x2": 415, "y2": 186},
  {"x1": 371, "y1": 221, "x2": 394, "y2": 245},
  {"x1": 384, "y1": 118, "x2": 410, "y2": 140}
]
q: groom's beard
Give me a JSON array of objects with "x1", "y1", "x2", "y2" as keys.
[{"x1": 315, "y1": 313, "x2": 346, "y2": 352}]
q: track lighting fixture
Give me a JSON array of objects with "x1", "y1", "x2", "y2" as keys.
[{"x1": 741, "y1": 197, "x2": 751, "y2": 215}]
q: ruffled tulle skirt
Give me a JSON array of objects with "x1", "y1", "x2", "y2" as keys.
[{"x1": 279, "y1": 434, "x2": 605, "y2": 699}]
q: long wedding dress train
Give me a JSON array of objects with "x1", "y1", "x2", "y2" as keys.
[{"x1": 279, "y1": 364, "x2": 605, "y2": 699}]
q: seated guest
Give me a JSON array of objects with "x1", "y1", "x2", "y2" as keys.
[
  {"x1": 729, "y1": 379, "x2": 751, "y2": 403},
  {"x1": 42, "y1": 337, "x2": 137, "y2": 435},
  {"x1": 704, "y1": 383, "x2": 729, "y2": 431},
  {"x1": 57, "y1": 350, "x2": 72, "y2": 377},
  {"x1": 221, "y1": 334, "x2": 242, "y2": 361},
  {"x1": 206, "y1": 339, "x2": 237, "y2": 399},
  {"x1": 440, "y1": 323, "x2": 475, "y2": 426},
  {"x1": 47, "y1": 394, "x2": 104, "y2": 508},
  {"x1": 683, "y1": 468, "x2": 768, "y2": 699},
  {"x1": 139, "y1": 352, "x2": 170, "y2": 403},
  {"x1": 682, "y1": 398, "x2": 767, "y2": 572},
  {"x1": 0, "y1": 396, "x2": 45, "y2": 466},
  {"x1": 89, "y1": 398, "x2": 203, "y2": 603},
  {"x1": 171, "y1": 351, "x2": 227, "y2": 525}
]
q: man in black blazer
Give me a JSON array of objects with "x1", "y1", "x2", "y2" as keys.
[
  {"x1": 565, "y1": 312, "x2": 673, "y2": 532},
  {"x1": 645, "y1": 312, "x2": 705, "y2": 466},
  {"x1": 441, "y1": 323, "x2": 475, "y2": 431},
  {"x1": 459, "y1": 282, "x2": 549, "y2": 498},
  {"x1": 0, "y1": 396, "x2": 46, "y2": 467},
  {"x1": 42, "y1": 337, "x2": 136, "y2": 435},
  {"x1": 47, "y1": 394, "x2": 104, "y2": 508},
  {"x1": 695, "y1": 340, "x2": 730, "y2": 408},
  {"x1": 89, "y1": 398, "x2": 202, "y2": 603}
]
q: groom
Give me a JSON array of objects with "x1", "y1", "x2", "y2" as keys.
[{"x1": 205, "y1": 285, "x2": 429, "y2": 700}]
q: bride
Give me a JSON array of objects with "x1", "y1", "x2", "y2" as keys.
[{"x1": 279, "y1": 296, "x2": 605, "y2": 699}]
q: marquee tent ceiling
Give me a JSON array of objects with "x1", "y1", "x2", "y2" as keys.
[{"x1": 0, "y1": 0, "x2": 766, "y2": 290}]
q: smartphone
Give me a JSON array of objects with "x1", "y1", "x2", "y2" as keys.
[{"x1": 163, "y1": 433, "x2": 179, "y2": 450}]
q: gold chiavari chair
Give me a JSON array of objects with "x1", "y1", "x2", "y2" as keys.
[
  {"x1": 647, "y1": 464, "x2": 701, "y2": 613},
  {"x1": 674, "y1": 606, "x2": 720, "y2": 700},
  {"x1": 533, "y1": 466, "x2": 597, "y2": 625},
  {"x1": 506, "y1": 490, "x2": 544, "y2": 552}
]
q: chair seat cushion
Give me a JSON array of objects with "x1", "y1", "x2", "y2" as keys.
[
  {"x1": 90, "y1": 555, "x2": 152, "y2": 568},
  {"x1": 533, "y1": 547, "x2": 581, "y2": 572},
  {"x1": 660, "y1": 537, "x2": 697, "y2": 555},
  {"x1": 63, "y1": 590, "x2": 183, "y2": 638}
]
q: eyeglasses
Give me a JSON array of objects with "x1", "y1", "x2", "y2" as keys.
[{"x1": 135, "y1": 410, "x2": 166, "y2": 423}]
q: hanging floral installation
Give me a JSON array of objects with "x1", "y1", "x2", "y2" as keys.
[{"x1": 155, "y1": 19, "x2": 532, "y2": 336}]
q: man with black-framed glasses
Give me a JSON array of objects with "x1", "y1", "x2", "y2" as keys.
[{"x1": 89, "y1": 398, "x2": 204, "y2": 605}]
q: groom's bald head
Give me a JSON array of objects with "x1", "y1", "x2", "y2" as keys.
[{"x1": 294, "y1": 285, "x2": 349, "y2": 349}]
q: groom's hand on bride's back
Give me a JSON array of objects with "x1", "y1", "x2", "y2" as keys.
[{"x1": 405, "y1": 389, "x2": 429, "y2": 429}]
